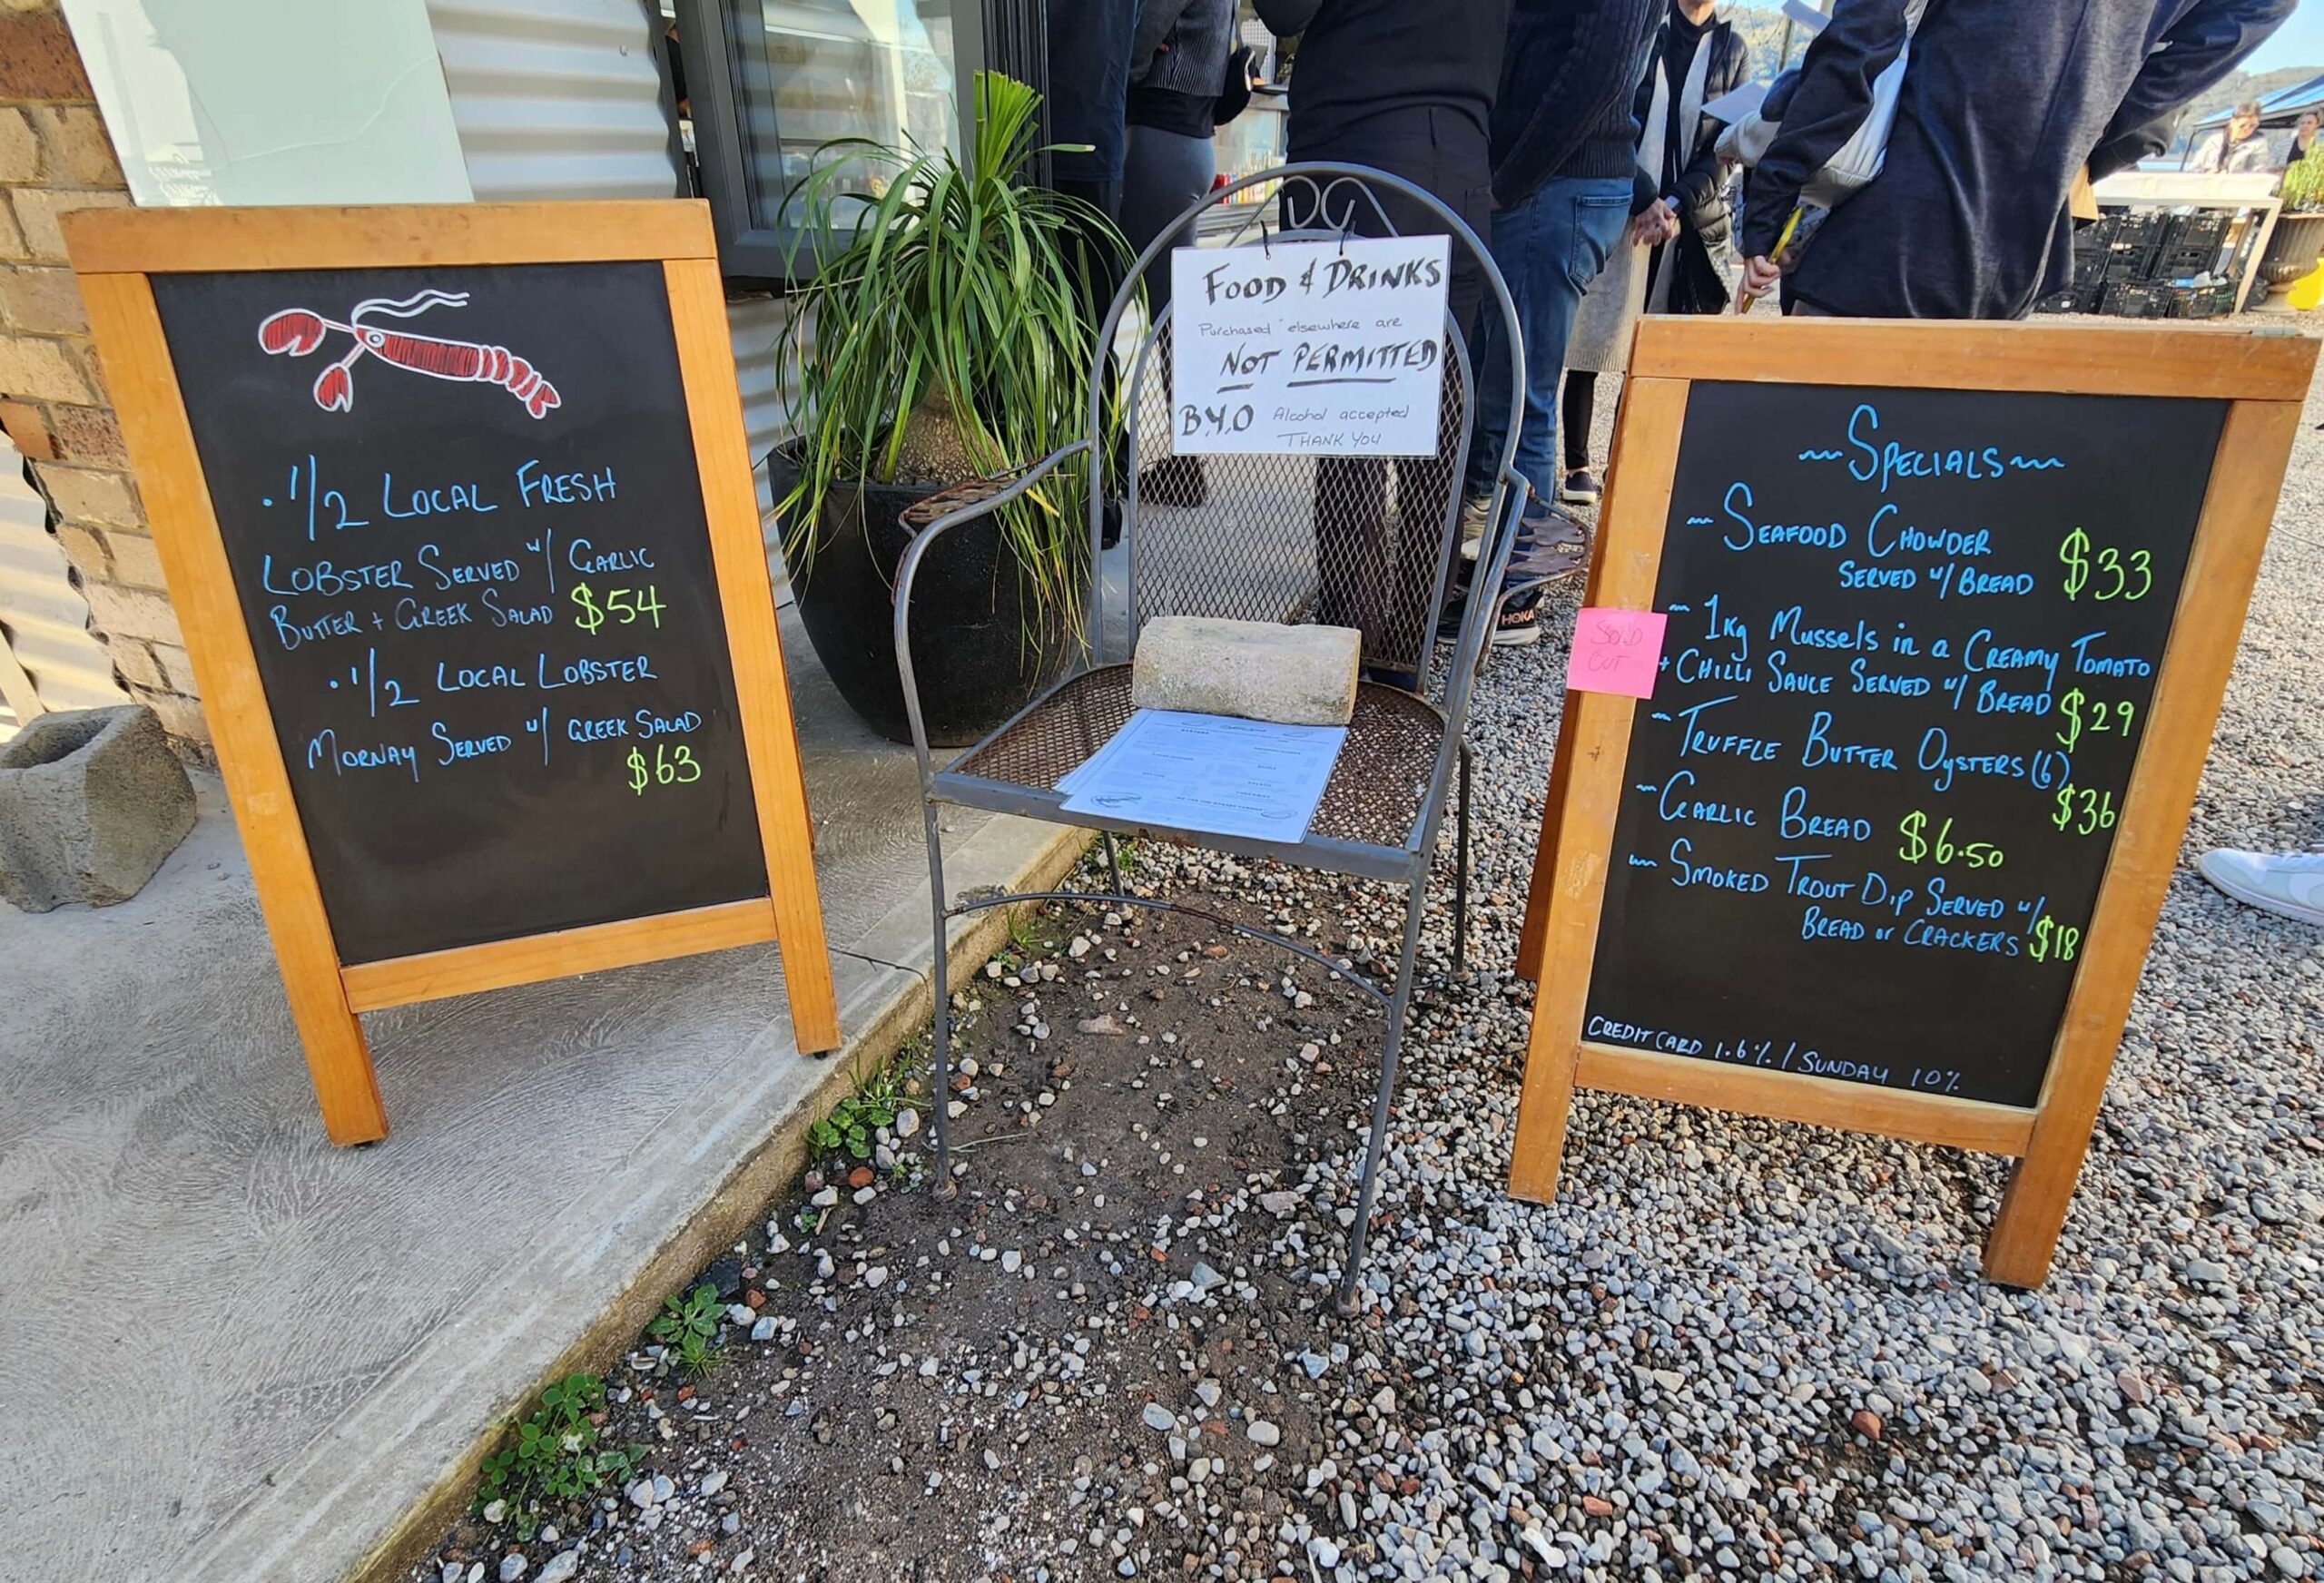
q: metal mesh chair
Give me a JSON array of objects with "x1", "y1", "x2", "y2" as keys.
[{"x1": 893, "y1": 164, "x2": 1529, "y2": 1312}]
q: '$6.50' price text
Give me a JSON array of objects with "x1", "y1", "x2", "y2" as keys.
[
  {"x1": 572, "y1": 582, "x2": 665, "y2": 634},
  {"x1": 1897, "y1": 811, "x2": 2004, "y2": 868},
  {"x1": 627, "y1": 742, "x2": 701, "y2": 794}
]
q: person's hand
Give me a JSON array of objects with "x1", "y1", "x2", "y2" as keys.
[
  {"x1": 1738, "y1": 252, "x2": 1782, "y2": 301},
  {"x1": 1630, "y1": 199, "x2": 1679, "y2": 247}
]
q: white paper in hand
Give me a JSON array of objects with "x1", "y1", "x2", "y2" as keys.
[{"x1": 1168, "y1": 235, "x2": 1450, "y2": 458}]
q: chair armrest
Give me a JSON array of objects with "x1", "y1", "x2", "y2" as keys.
[{"x1": 891, "y1": 439, "x2": 1094, "y2": 782}]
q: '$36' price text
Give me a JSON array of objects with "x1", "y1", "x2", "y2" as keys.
[
  {"x1": 627, "y1": 742, "x2": 700, "y2": 794},
  {"x1": 2053, "y1": 783, "x2": 2118, "y2": 836},
  {"x1": 572, "y1": 582, "x2": 665, "y2": 634}
]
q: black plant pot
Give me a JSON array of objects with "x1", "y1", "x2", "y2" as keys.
[{"x1": 773, "y1": 447, "x2": 1078, "y2": 747}]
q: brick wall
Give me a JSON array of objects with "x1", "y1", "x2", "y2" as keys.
[{"x1": 0, "y1": 0, "x2": 207, "y2": 758}]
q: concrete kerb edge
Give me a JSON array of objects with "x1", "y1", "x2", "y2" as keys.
[{"x1": 350, "y1": 823, "x2": 1094, "y2": 1583}]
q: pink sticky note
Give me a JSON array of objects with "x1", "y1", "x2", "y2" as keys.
[{"x1": 1567, "y1": 607, "x2": 1668, "y2": 699}]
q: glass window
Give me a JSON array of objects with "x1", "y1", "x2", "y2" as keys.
[{"x1": 675, "y1": 0, "x2": 967, "y2": 282}]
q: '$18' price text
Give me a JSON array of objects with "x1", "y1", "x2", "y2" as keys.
[{"x1": 627, "y1": 742, "x2": 701, "y2": 794}]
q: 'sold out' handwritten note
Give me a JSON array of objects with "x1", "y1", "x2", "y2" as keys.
[
  {"x1": 1568, "y1": 607, "x2": 1668, "y2": 699},
  {"x1": 1168, "y1": 236, "x2": 1450, "y2": 457}
]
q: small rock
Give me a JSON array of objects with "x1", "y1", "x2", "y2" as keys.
[
  {"x1": 537, "y1": 1554, "x2": 580, "y2": 1583},
  {"x1": 1077, "y1": 1015, "x2": 1125, "y2": 1036},
  {"x1": 1142, "y1": 1402, "x2": 1177, "y2": 1433},
  {"x1": 894, "y1": 1107, "x2": 921, "y2": 1138},
  {"x1": 1582, "y1": 1495, "x2": 1615, "y2": 1518},
  {"x1": 699, "y1": 1468, "x2": 728, "y2": 1498},
  {"x1": 482, "y1": 1499, "x2": 507, "y2": 1525},
  {"x1": 498, "y1": 1555, "x2": 527, "y2": 1582},
  {"x1": 1851, "y1": 1409, "x2": 1883, "y2": 1440},
  {"x1": 1246, "y1": 1420, "x2": 1281, "y2": 1447},
  {"x1": 1310, "y1": 1538, "x2": 1341, "y2": 1569}
]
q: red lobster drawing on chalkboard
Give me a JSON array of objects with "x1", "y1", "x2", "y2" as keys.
[{"x1": 256, "y1": 290, "x2": 561, "y2": 418}]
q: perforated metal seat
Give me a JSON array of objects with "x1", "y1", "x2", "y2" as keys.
[
  {"x1": 937, "y1": 667, "x2": 1444, "y2": 880},
  {"x1": 892, "y1": 164, "x2": 1531, "y2": 1313}
]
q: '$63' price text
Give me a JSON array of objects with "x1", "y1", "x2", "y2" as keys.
[{"x1": 627, "y1": 742, "x2": 701, "y2": 794}]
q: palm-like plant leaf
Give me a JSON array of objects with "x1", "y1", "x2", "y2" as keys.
[{"x1": 776, "y1": 72, "x2": 1132, "y2": 640}]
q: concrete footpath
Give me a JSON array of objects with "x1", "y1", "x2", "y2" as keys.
[{"x1": 0, "y1": 602, "x2": 1081, "y2": 1583}]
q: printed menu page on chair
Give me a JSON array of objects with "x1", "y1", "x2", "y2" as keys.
[{"x1": 1059, "y1": 710, "x2": 1346, "y2": 842}]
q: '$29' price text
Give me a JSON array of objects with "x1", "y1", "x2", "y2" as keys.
[{"x1": 627, "y1": 743, "x2": 700, "y2": 794}]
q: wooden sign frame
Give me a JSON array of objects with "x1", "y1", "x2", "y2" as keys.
[
  {"x1": 65, "y1": 202, "x2": 841, "y2": 1145},
  {"x1": 1510, "y1": 317, "x2": 2313, "y2": 1286}
]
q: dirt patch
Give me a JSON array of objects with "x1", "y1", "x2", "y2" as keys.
[{"x1": 421, "y1": 880, "x2": 1441, "y2": 1583}]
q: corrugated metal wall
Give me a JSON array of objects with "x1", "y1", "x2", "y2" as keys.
[
  {"x1": 0, "y1": 439, "x2": 128, "y2": 727},
  {"x1": 426, "y1": 0, "x2": 798, "y2": 520}
]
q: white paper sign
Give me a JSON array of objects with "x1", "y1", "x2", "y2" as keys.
[{"x1": 1167, "y1": 235, "x2": 1451, "y2": 458}]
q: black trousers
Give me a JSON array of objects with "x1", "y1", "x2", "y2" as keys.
[{"x1": 1284, "y1": 108, "x2": 1492, "y2": 674}]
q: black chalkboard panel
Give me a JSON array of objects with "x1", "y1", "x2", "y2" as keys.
[
  {"x1": 153, "y1": 263, "x2": 765, "y2": 964},
  {"x1": 1585, "y1": 382, "x2": 2224, "y2": 1110}
]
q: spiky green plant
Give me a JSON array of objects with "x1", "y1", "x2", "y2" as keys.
[
  {"x1": 777, "y1": 72, "x2": 1130, "y2": 640},
  {"x1": 2283, "y1": 144, "x2": 2324, "y2": 213}
]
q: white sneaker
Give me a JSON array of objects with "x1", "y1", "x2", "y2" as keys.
[
  {"x1": 1458, "y1": 494, "x2": 1492, "y2": 562},
  {"x1": 2198, "y1": 848, "x2": 2324, "y2": 927}
]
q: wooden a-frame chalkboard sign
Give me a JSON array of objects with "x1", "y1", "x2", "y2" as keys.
[
  {"x1": 1510, "y1": 317, "x2": 2314, "y2": 1286},
  {"x1": 64, "y1": 202, "x2": 841, "y2": 1145}
]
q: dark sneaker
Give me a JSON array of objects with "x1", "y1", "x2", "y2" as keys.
[
  {"x1": 1492, "y1": 591, "x2": 1543, "y2": 646},
  {"x1": 1560, "y1": 468, "x2": 1602, "y2": 505},
  {"x1": 1139, "y1": 455, "x2": 1207, "y2": 507}
]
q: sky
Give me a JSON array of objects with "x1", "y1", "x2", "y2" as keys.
[{"x1": 2246, "y1": 6, "x2": 2324, "y2": 75}]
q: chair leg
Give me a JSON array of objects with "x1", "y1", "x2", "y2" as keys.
[
  {"x1": 1102, "y1": 831, "x2": 1126, "y2": 895},
  {"x1": 921, "y1": 795, "x2": 958, "y2": 1199},
  {"x1": 1454, "y1": 740, "x2": 1472, "y2": 976},
  {"x1": 1337, "y1": 877, "x2": 1433, "y2": 1315}
]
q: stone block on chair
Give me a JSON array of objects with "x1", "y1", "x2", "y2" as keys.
[
  {"x1": 1130, "y1": 616, "x2": 1362, "y2": 727},
  {"x1": 0, "y1": 704, "x2": 195, "y2": 912}
]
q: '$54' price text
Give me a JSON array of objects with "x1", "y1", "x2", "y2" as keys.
[{"x1": 572, "y1": 582, "x2": 665, "y2": 634}]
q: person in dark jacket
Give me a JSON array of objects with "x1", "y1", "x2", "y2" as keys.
[
  {"x1": 1049, "y1": 1, "x2": 1139, "y2": 228},
  {"x1": 1736, "y1": 0, "x2": 2294, "y2": 319},
  {"x1": 1455, "y1": 0, "x2": 1668, "y2": 644},
  {"x1": 1562, "y1": 0, "x2": 1748, "y2": 506},
  {"x1": 1254, "y1": 0, "x2": 1510, "y2": 681},
  {"x1": 1123, "y1": 0, "x2": 1241, "y2": 506}
]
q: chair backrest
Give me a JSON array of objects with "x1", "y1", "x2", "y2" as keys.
[{"x1": 1082, "y1": 163, "x2": 1526, "y2": 716}]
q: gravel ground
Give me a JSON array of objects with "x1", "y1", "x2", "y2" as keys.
[{"x1": 424, "y1": 363, "x2": 2324, "y2": 1583}]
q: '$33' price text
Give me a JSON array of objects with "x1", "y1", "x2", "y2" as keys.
[
  {"x1": 627, "y1": 742, "x2": 700, "y2": 794},
  {"x1": 572, "y1": 582, "x2": 665, "y2": 634},
  {"x1": 2059, "y1": 527, "x2": 2152, "y2": 603}
]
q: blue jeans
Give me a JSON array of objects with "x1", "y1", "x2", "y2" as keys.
[{"x1": 1465, "y1": 176, "x2": 1632, "y2": 509}]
